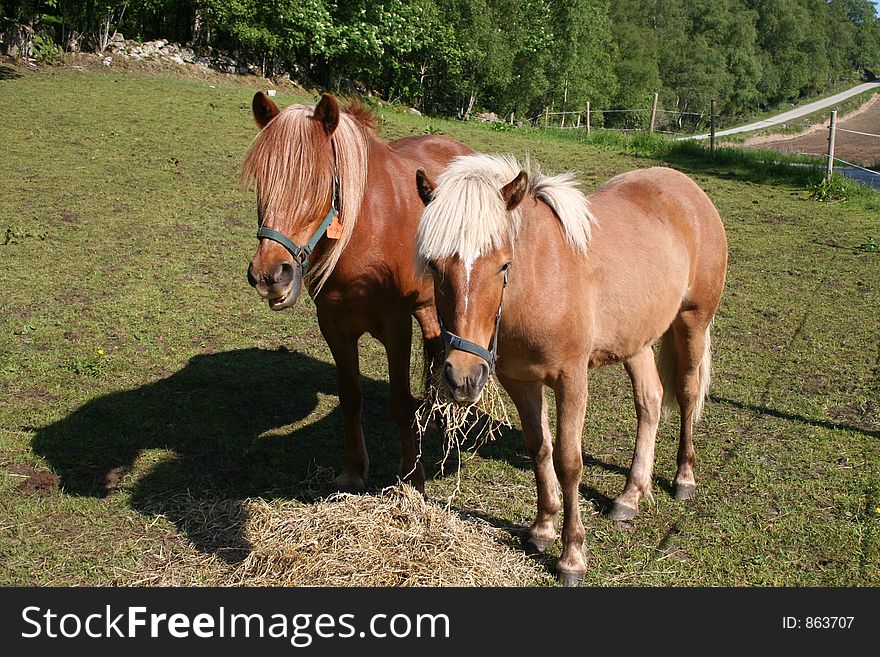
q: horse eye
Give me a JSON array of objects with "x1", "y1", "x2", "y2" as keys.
[
  {"x1": 500, "y1": 262, "x2": 511, "y2": 272},
  {"x1": 426, "y1": 261, "x2": 437, "y2": 272}
]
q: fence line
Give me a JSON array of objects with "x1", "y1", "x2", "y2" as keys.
[
  {"x1": 835, "y1": 127, "x2": 880, "y2": 139},
  {"x1": 796, "y1": 151, "x2": 880, "y2": 175},
  {"x1": 831, "y1": 157, "x2": 880, "y2": 176},
  {"x1": 520, "y1": 96, "x2": 880, "y2": 168},
  {"x1": 654, "y1": 108, "x2": 705, "y2": 117}
]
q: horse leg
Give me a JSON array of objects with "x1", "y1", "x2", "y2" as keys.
[
  {"x1": 551, "y1": 371, "x2": 589, "y2": 586},
  {"x1": 319, "y1": 320, "x2": 368, "y2": 492},
  {"x1": 609, "y1": 345, "x2": 663, "y2": 521},
  {"x1": 668, "y1": 312, "x2": 713, "y2": 501},
  {"x1": 382, "y1": 315, "x2": 426, "y2": 493},
  {"x1": 498, "y1": 374, "x2": 560, "y2": 552},
  {"x1": 413, "y1": 306, "x2": 444, "y2": 393}
]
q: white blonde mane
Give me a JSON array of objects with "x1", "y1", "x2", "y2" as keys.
[
  {"x1": 416, "y1": 154, "x2": 595, "y2": 266},
  {"x1": 242, "y1": 103, "x2": 369, "y2": 294}
]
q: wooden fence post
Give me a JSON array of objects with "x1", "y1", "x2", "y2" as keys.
[
  {"x1": 586, "y1": 102, "x2": 591, "y2": 134},
  {"x1": 576, "y1": 113, "x2": 581, "y2": 129},
  {"x1": 649, "y1": 92, "x2": 659, "y2": 132},
  {"x1": 710, "y1": 99, "x2": 717, "y2": 159},
  {"x1": 544, "y1": 106, "x2": 549, "y2": 127},
  {"x1": 826, "y1": 110, "x2": 838, "y2": 182}
]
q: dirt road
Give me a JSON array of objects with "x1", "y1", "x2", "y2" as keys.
[{"x1": 746, "y1": 94, "x2": 880, "y2": 168}]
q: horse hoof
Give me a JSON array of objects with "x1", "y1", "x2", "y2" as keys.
[
  {"x1": 558, "y1": 570, "x2": 584, "y2": 587},
  {"x1": 528, "y1": 535, "x2": 556, "y2": 553},
  {"x1": 334, "y1": 473, "x2": 366, "y2": 493},
  {"x1": 608, "y1": 502, "x2": 639, "y2": 521},
  {"x1": 400, "y1": 468, "x2": 426, "y2": 494},
  {"x1": 674, "y1": 483, "x2": 696, "y2": 501}
]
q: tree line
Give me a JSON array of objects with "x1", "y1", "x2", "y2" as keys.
[{"x1": 4, "y1": 0, "x2": 880, "y2": 125}]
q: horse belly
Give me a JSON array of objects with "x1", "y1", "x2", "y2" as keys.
[{"x1": 589, "y1": 240, "x2": 689, "y2": 365}]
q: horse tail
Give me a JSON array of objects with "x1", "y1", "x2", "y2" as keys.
[
  {"x1": 693, "y1": 323, "x2": 712, "y2": 424},
  {"x1": 656, "y1": 320, "x2": 713, "y2": 423},
  {"x1": 657, "y1": 329, "x2": 679, "y2": 421}
]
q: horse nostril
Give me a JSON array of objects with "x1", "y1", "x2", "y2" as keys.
[
  {"x1": 476, "y1": 362, "x2": 489, "y2": 388},
  {"x1": 276, "y1": 262, "x2": 295, "y2": 287},
  {"x1": 246, "y1": 262, "x2": 258, "y2": 288},
  {"x1": 444, "y1": 361, "x2": 455, "y2": 388}
]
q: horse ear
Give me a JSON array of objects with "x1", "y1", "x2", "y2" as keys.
[
  {"x1": 313, "y1": 93, "x2": 340, "y2": 136},
  {"x1": 501, "y1": 171, "x2": 528, "y2": 211},
  {"x1": 415, "y1": 169, "x2": 436, "y2": 206},
  {"x1": 252, "y1": 92, "x2": 280, "y2": 129}
]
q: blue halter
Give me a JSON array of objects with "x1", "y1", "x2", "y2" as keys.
[{"x1": 256, "y1": 207, "x2": 336, "y2": 275}]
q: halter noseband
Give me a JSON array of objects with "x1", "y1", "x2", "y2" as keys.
[
  {"x1": 439, "y1": 267, "x2": 509, "y2": 374},
  {"x1": 256, "y1": 141, "x2": 339, "y2": 275}
]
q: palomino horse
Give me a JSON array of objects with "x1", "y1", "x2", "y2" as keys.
[
  {"x1": 415, "y1": 156, "x2": 727, "y2": 585},
  {"x1": 243, "y1": 92, "x2": 471, "y2": 492}
]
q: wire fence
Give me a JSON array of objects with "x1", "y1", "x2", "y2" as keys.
[
  {"x1": 824, "y1": 113, "x2": 880, "y2": 184},
  {"x1": 516, "y1": 97, "x2": 880, "y2": 189},
  {"x1": 836, "y1": 127, "x2": 880, "y2": 139},
  {"x1": 521, "y1": 98, "x2": 711, "y2": 136}
]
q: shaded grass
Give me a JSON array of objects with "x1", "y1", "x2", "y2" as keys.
[{"x1": 1, "y1": 64, "x2": 878, "y2": 586}]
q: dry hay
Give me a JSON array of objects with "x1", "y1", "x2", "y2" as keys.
[
  {"x1": 131, "y1": 484, "x2": 548, "y2": 587},
  {"x1": 415, "y1": 367, "x2": 512, "y2": 498}
]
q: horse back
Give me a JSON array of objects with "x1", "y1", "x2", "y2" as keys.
[
  {"x1": 584, "y1": 167, "x2": 728, "y2": 358},
  {"x1": 389, "y1": 134, "x2": 473, "y2": 175},
  {"x1": 591, "y1": 167, "x2": 727, "y2": 291}
]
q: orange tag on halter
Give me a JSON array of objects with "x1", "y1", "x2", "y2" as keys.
[{"x1": 326, "y1": 214, "x2": 343, "y2": 239}]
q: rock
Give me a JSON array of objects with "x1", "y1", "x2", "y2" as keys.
[
  {"x1": 474, "y1": 111, "x2": 502, "y2": 123},
  {"x1": 102, "y1": 56, "x2": 112, "y2": 66},
  {"x1": 408, "y1": 108, "x2": 422, "y2": 116}
]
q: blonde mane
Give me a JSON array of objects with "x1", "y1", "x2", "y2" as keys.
[
  {"x1": 416, "y1": 154, "x2": 595, "y2": 266},
  {"x1": 241, "y1": 102, "x2": 370, "y2": 293}
]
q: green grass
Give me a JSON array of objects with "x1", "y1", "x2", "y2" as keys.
[{"x1": 1, "y1": 62, "x2": 878, "y2": 586}]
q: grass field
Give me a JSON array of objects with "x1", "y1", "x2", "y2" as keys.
[{"x1": 1, "y1": 62, "x2": 878, "y2": 586}]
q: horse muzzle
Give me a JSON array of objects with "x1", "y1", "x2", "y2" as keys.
[
  {"x1": 247, "y1": 259, "x2": 303, "y2": 311},
  {"x1": 444, "y1": 355, "x2": 489, "y2": 405}
]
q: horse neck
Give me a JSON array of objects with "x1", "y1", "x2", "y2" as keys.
[
  {"x1": 319, "y1": 135, "x2": 415, "y2": 281},
  {"x1": 353, "y1": 136, "x2": 424, "y2": 234},
  {"x1": 503, "y1": 197, "x2": 585, "y2": 322}
]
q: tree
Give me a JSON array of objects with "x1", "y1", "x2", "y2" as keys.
[{"x1": 545, "y1": 0, "x2": 617, "y2": 117}]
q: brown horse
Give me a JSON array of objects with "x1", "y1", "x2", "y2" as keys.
[
  {"x1": 415, "y1": 155, "x2": 728, "y2": 585},
  {"x1": 243, "y1": 92, "x2": 472, "y2": 492}
]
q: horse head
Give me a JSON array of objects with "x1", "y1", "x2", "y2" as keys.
[
  {"x1": 244, "y1": 92, "x2": 342, "y2": 310},
  {"x1": 416, "y1": 167, "x2": 527, "y2": 403}
]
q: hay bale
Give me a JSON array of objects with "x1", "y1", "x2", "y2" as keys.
[{"x1": 133, "y1": 485, "x2": 548, "y2": 587}]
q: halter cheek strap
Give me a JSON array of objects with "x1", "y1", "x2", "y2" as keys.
[
  {"x1": 257, "y1": 207, "x2": 336, "y2": 275},
  {"x1": 439, "y1": 267, "x2": 509, "y2": 374}
]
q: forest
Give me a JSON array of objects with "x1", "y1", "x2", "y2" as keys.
[{"x1": 3, "y1": 1, "x2": 880, "y2": 122}]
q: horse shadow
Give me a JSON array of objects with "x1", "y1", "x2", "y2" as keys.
[{"x1": 30, "y1": 347, "x2": 453, "y2": 561}]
